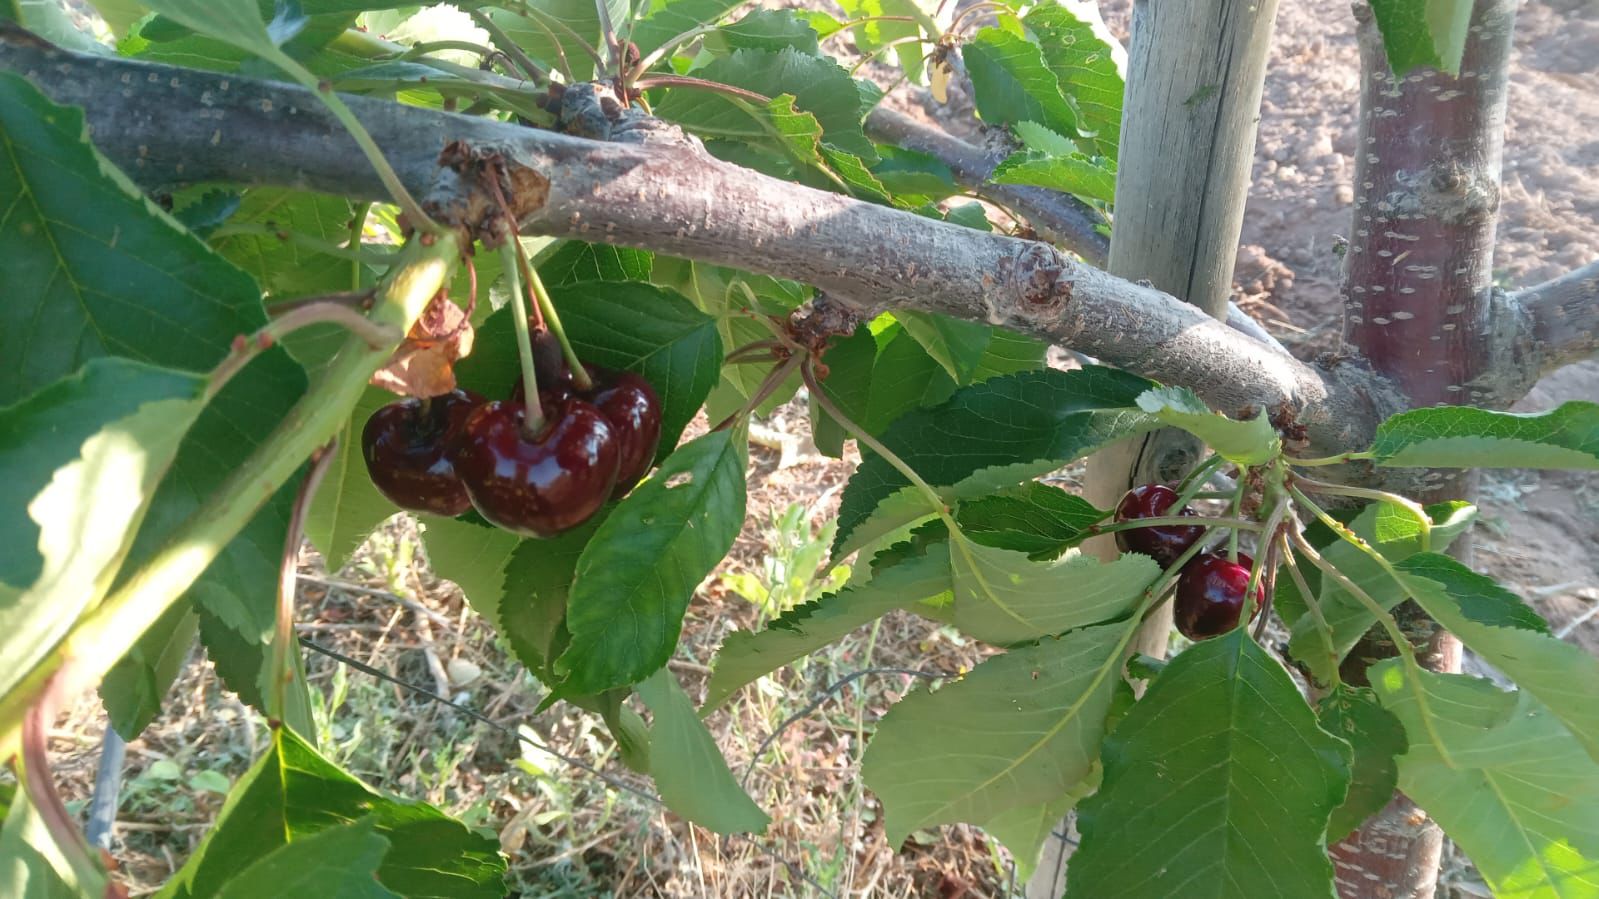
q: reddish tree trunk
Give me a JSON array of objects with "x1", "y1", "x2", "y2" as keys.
[{"x1": 1331, "y1": 2, "x2": 1516, "y2": 896}]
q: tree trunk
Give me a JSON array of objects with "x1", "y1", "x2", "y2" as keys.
[
  {"x1": 1330, "y1": 2, "x2": 1516, "y2": 896},
  {"x1": 1030, "y1": 0, "x2": 1281, "y2": 895}
]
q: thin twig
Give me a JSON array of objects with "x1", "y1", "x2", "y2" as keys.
[
  {"x1": 271, "y1": 439, "x2": 339, "y2": 724},
  {"x1": 469, "y1": 9, "x2": 548, "y2": 83},
  {"x1": 298, "y1": 574, "x2": 454, "y2": 627}
]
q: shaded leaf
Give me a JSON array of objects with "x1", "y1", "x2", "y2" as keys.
[
  {"x1": 636, "y1": 670, "x2": 770, "y2": 834},
  {"x1": 1022, "y1": 4, "x2": 1124, "y2": 159},
  {"x1": 101, "y1": 602, "x2": 200, "y2": 739},
  {"x1": 303, "y1": 386, "x2": 402, "y2": 571},
  {"x1": 863, "y1": 622, "x2": 1127, "y2": 843},
  {"x1": 1069, "y1": 631, "x2": 1349, "y2": 898},
  {"x1": 955, "y1": 482, "x2": 1108, "y2": 559},
  {"x1": 214, "y1": 818, "x2": 397, "y2": 899},
  {"x1": 947, "y1": 538, "x2": 1158, "y2": 645},
  {"x1": 1317, "y1": 685, "x2": 1406, "y2": 841}
]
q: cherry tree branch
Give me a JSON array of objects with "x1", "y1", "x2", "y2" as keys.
[
  {"x1": 1512, "y1": 260, "x2": 1599, "y2": 375},
  {"x1": 2, "y1": 25, "x2": 1393, "y2": 453}
]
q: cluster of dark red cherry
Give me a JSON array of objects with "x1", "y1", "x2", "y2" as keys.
[
  {"x1": 360, "y1": 338, "x2": 661, "y2": 537},
  {"x1": 1113, "y1": 484, "x2": 1265, "y2": 641}
]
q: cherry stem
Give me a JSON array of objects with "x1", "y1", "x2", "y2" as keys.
[
  {"x1": 468, "y1": 9, "x2": 549, "y2": 83},
  {"x1": 518, "y1": 249, "x2": 592, "y2": 392},
  {"x1": 1288, "y1": 450, "x2": 1374, "y2": 467},
  {"x1": 1243, "y1": 496, "x2": 1290, "y2": 637},
  {"x1": 802, "y1": 360, "x2": 956, "y2": 531},
  {"x1": 1278, "y1": 528, "x2": 1339, "y2": 684},
  {"x1": 348, "y1": 201, "x2": 371, "y2": 291},
  {"x1": 1292, "y1": 474, "x2": 1434, "y2": 553},
  {"x1": 1173, "y1": 454, "x2": 1226, "y2": 502},
  {"x1": 500, "y1": 241, "x2": 546, "y2": 437},
  {"x1": 1092, "y1": 515, "x2": 1260, "y2": 535},
  {"x1": 711, "y1": 354, "x2": 803, "y2": 432},
  {"x1": 1227, "y1": 468, "x2": 1249, "y2": 562},
  {"x1": 631, "y1": 74, "x2": 773, "y2": 105},
  {"x1": 724, "y1": 339, "x2": 783, "y2": 363},
  {"x1": 270, "y1": 438, "x2": 338, "y2": 728},
  {"x1": 210, "y1": 301, "x2": 401, "y2": 402}
]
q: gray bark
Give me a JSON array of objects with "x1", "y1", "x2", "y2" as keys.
[
  {"x1": 1512, "y1": 260, "x2": 1599, "y2": 376},
  {"x1": 0, "y1": 23, "x2": 1393, "y2": 457}
]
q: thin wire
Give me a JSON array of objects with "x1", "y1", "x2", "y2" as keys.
[
  {"x1": 298, "y1": 637, "x2": 846, "y2": 897},
  {"x1": 739, "y1": 667, "x2": 948, "y2": 790}
]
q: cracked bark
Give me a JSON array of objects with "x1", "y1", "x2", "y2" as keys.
[{"x1": 1331, "y1": 3, "x2": 1516, "y2": 897}]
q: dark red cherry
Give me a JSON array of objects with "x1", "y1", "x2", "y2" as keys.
[
  {"x1": 581, "y1": 369, "x2": 662, "y2": 496},
  {"x1": 451, "y1": 399, "x2": 620, "y2": 537},
  {"x1": 361, "y1": 389, "x2": 482, "y2": 516},
  {"x1": 1174, "y1": 552, "x2": 1264, "y2": 641},
  {"x1": 1114, "y1": 484, "x2": 1205, "y2": 567}
]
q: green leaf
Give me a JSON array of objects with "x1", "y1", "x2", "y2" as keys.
[
  {"x1": 215, "y1": 817, "x2": 398, "y2": 899},
  {"x1": 655, "y1": 47, "x2": 877, "y2": 161},
  {"x1": 1282, "y1": 501, "x2": 1476, "y2": 683},
  {"x1": 456, "y1": 282, "x2": 720, "y2": 460},
  {"x1": 558, "y1": 431, "x2": 746, "y2": 693},
  {"x1": 101, "y1": 602, "x2": 200, "y2": 739},
  {"x1": 711, "y1": 8, "x2": 823, "y2": 56},
  {"x1": 947, "y1": 539, "x2": 1158, "y2": 645},
  {"x1": 1398, "y1": 553, "x2": 1599, "y2": 766},
  {"x1": 895, "y1": 312, "x2": 1002, "y2": 383},
  {"x1": 863, "y1": 622, "x2": 1127, "y2": 843},
  {"x1": 1068, "y1": 631, "x2": 1350, "y2": 898},
  {"x1": 0, "y1": 72, "x2": 308, "y2": 653},
  {"x1": 962, "y1": 27, "x2": 1078, "y2": 138},
  {"x1": 208, "y1": 189, "x2": 364, "y2": 302},
  {"x1": 1367, "y1": 0, "x2": 1474, "y2": 75},
  {"x1": 0, "y1": 785, "x2": 108, "y2": 898},
  {"x1": 1317, "y1": 685, "x2": 1406, "y2": 841},
  {"x1": 955, "y1": 482, "x2": 1108, "y2": 559},
  {"x1": 834, "y1": 0, "x2": 925, "y2": 81},
  {"x1": 630, "y1": 0, "x2": 742, "y2": 56},
  {"x1": 197, "y1": 606, "x2": 316, "y2": 737},
  {"x1": 982, "y1": 785, "x2": 1082, "y2": 883},
  {"x1": 496, "y1": 514, "x2": 607, "y2": 684},
  {"x1": 1022, "y1": 4, "x2": 1124, "y2": 160},
  {"x1": 812, "y1": 322, "x2": 956, "y2": 456},
  {"x1": 705, "y1": 534, "x2": 952, "y2": 707},
  {"x1": 1138, "y1": 386, "x2": 1282, "y2": 464},
  {"x1": 158, "y1": 728, "x2": 504, "y2": 899},
  {"x1": 484, "y1": 0, "x2": 626, "y2": 81},
  {"x1": 991, "y1": 149, "x2": 1117, "y2": 204},
  {"x1": 636, "y1": 670, "x2": 770, "y2": 834},
  {"x1": 419, "y1": 517, "x2": 521, "y2": 626},
  {"x1": 1369, "y1": 401, "x2": 1599, "y2": 470},
  {"x1": 834, "y1": 366, "x2": 1158, "y2": 556},
  {"x1": 137, "y1": 0, "x2": 275, "y2": 56},
  {"x1": 0, "y1": 359, "x2": 205, "y2": 720},
  {"x1": 1371, "y1": 665, "x2": 1599, "y2": 899},
  {"x1": 303, "y1": 387, "x2": 399, "y2": 572},
  {"x1": 537, "y1": 241, "x2": 653, "y2": 286}
]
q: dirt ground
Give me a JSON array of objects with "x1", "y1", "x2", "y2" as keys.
[{"x1": 41, "y1": 1, "x2": 1599, "y2": 897}]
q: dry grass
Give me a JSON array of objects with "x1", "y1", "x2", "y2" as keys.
[{"x1": 49, "y1": 397, "x2": 1035, "y2": 898}]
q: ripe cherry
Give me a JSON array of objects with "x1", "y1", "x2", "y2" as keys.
[
  {"x1": 1174, "y1": 552, "x2": 1264, "y2": 640},
  {"x1": 361, "y1": 389, "x2": 482, "y2": 516},
  {"x1": 583, "y1": 369, "x2": 662, "y2": 496},
  {"x1": 451, "y1": 398, "x2": 620, "y2": 537},
  {"x1": 1114, "y1": 484, "x2": 1204, "y2": 566}
]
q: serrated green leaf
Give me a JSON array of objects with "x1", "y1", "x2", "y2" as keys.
[
  {"x1": 558, "y1": 431, "x2": 746, "y2": 693},
  {"x1": 537, "y1": 241, "x2": 653, "y2": 286},
  {"x1": 138, "y1": 0, "x2": 275, "y2": 56},
  {"x1": 209, "y1": 189, "x2": 364, "y2": 302},
  {"x1": 1138, "y1": 385, "x2": 1282, "y2": 464},
  {"x1": 101, "y1": 601, "x2": 200, "y2": 739},
  {"x1": 705, "y1": 535, "x2": 952, "y2": 707},
  {"x1": 991, "y1": 148, "x2": 1117, "y2": 203},
  {"x1": 895, "y1": 312, "x2": 1000, "y2": 383},
  {"x1": 955, "y1": 481, "x2": 1108, "y2": 559},
  {"x1": 812, "y1": 322, "x2": 955, "y2": 456},
  {"x1": 630, "y1": 0, "x2": 742, "y2": 56},
  {"x1": 0, "y1": 359, "x2": 205, "y2": 721},
  {"x1": 1068, "y1": 631, "x2": 1350, "y2": 898},
  {"x1": 198, "y1": 605, "x2": 315, "y2": 738},
  {"x1": 215, "y1": 817, "x2": 397, "y2": 899},
  {"x1": 1370, "y1": 401, "x2": 1599, "y2": 470},
  {"x1": 485, "y1": 0, "x2": 625, "y2": 82},
  {"x1": 303, "y1": 387, "x2": 399, "y2": 572},
  {"x1": 158, "y1": 728, "x2": 504, "y2": 899},
  {"x1": 963, "y1": 27, "x2": 1078, "y2": 138},
  {"x1": 1398, "y1": 553, "x2": 1599, "y2": 767},
  {"x1": 1371, "y1": 665, "x2": 1599, "y2": 899},
  {"x1": 1368, "y1": 0, "x2": 1473, "y2": 75},
  {"x1": 636, "y1": 670, "x2": 769, "y2": 834},
  {"x1": 0, "y1": 73, "x2": 309, "y2": 655},
  {"x1": 419, "y1": 517, "x2": 521, "y2": 625},
  {"x1": 710, "y1": 8, "x2": 822, "y2": 55},
  {"x1": 1283, "y1": 501, "x2": 1476, "y2": 683},
  {"x1": 948, "y1": 538, "x2": 1158, "y2": 644},
  {"x1": 1021, "y1": 4, "x2": 1124, "y2": 160},
  {"x1": 835, "y1": 0, "x2": 925, "y2": 81},
  {"x1": 497, "y1": 514, "x2": 606, "y2": 684},
  {"x1": 982, "y1": 784, "x2": 1082, "y2": 883},
  {"x1": 655, "y1": 47, "x2": 877, "y2": 161},
  {"x1": 455, "y1": 282, "x2": 720, "y2": 461},
  {"x1": 834, "y1": 366, "x2": 1159, "y2": 556},
  {"x1": 1317, "y1": 685, "x2": 1406, "y2": 841},
  {"x1": 865, "y1": 622, "x2": 1127, "y2": 843}
]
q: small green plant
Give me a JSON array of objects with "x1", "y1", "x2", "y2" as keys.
[{"x1": 721, "y1": 503, "x2": 851, "y2": 620}]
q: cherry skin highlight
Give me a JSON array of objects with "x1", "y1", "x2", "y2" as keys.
[
  {"x1": 361, "y1": 389, "x2": 482, "y2": 516},
  {"x1": 1113, "y1": 484, "x2": 1204, "y2": 567},
  {"x1": 452, "y1": 399, "x2": 620, "y2": 537},
  {"x1": 584, "y1": 369, "x2": 662, "y2": 496},
  {"x1": 1174, "y1": 552, "x2": 1265, "y2": 641}
]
